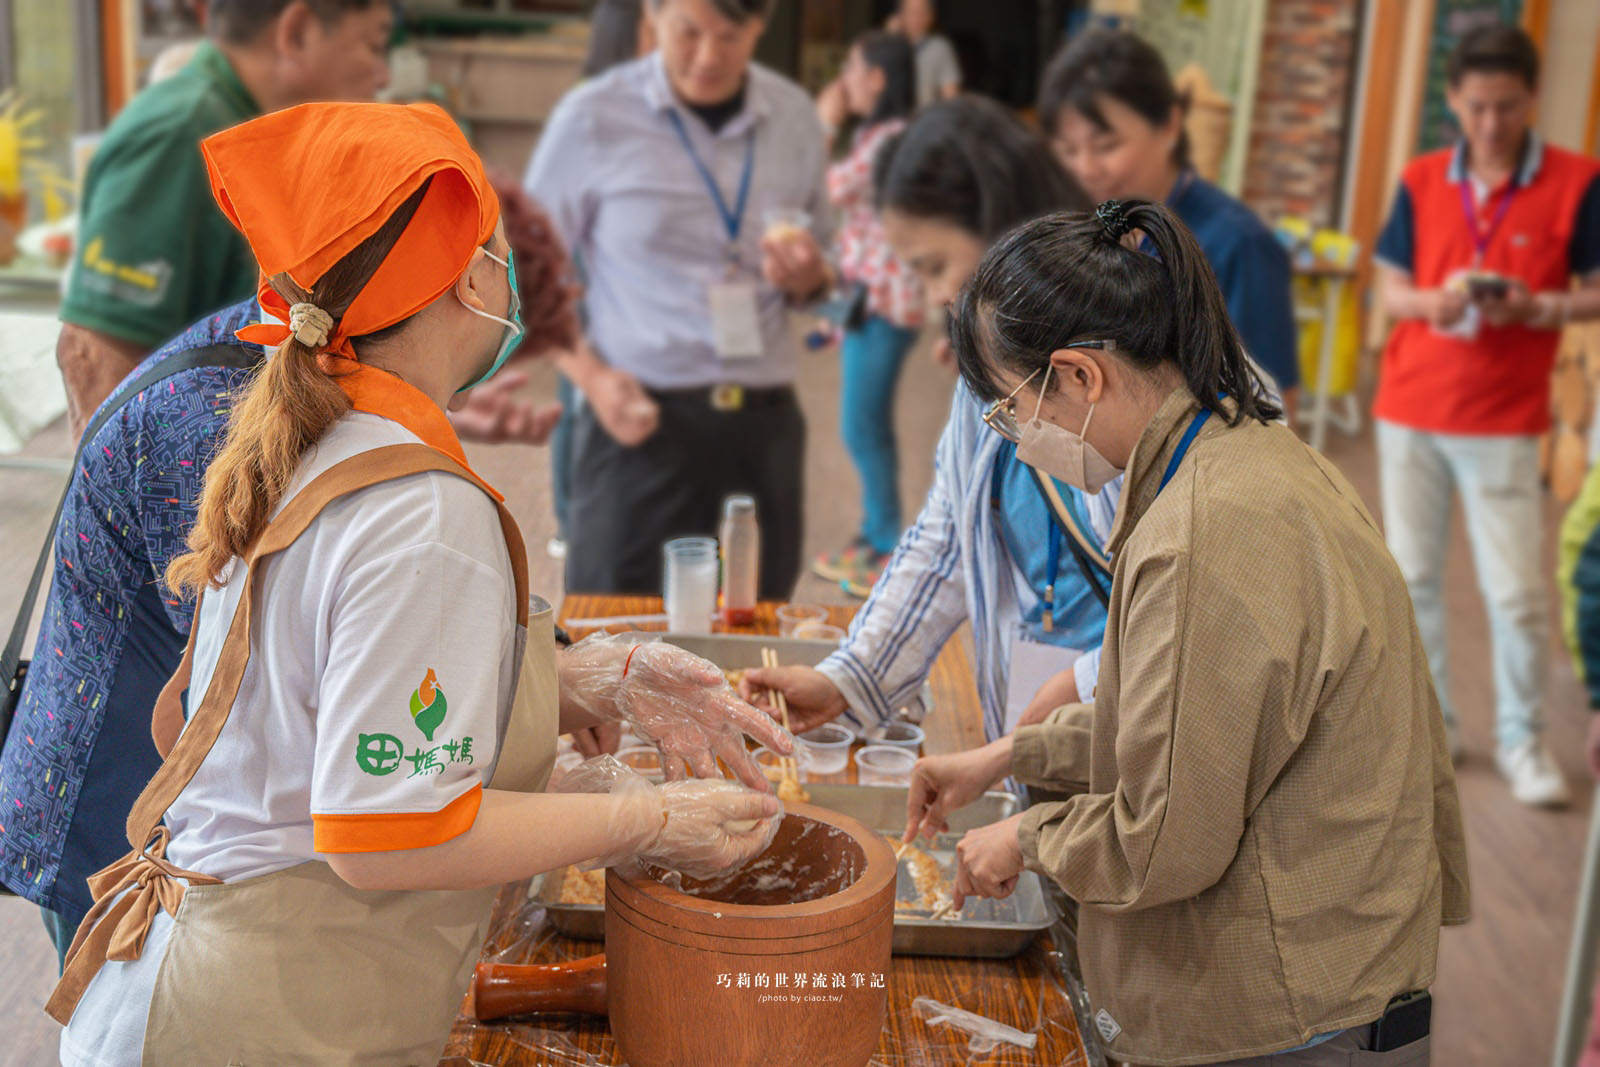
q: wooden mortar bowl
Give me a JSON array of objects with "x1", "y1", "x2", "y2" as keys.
[{"x1": 605, "y1": 802, "x2": 896, "y2": 1067}]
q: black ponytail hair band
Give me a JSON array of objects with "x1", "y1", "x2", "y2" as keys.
[{"x1": 1096, "y1": 199, "x2": 1134, "y2": 240}]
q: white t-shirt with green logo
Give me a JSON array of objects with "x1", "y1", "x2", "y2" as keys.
[{"x1": 62, "y1": 413, "x2": 518, "y2": 1067}]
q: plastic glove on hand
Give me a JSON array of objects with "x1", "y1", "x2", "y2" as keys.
[
  {"x1": 562, "y1": 634, "x2": 795, "y2": 791},
  {"x1": 557, "y1": 756, "x2": 783, "y2": 881}
]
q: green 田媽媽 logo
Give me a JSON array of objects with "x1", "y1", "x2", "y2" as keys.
[
  {"x1": 355, "y1": 732, "x2": 404, "y2": 776},
  {"x1": 409, "y1": 668, "x2": 448, "y2": 741}
]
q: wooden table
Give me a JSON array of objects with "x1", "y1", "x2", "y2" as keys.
[{"x1": 440, "y1": 596, "x2": 1094, "y2": 1066}]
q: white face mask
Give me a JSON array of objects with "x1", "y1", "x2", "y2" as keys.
[{"x1": 1014, "y1": 364, "x2": 1123, "y2": 493}]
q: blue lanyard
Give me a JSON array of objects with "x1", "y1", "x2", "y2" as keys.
[
  {"x1": 666, "y1": 109, "x2": 756, "y2": 251},
  {"x1": 1159, "y1": 409, "x2": 1212, "y2": 492},
  {"x1": 1042, "y1": 522, "x2": 1061, "y2": 633}
]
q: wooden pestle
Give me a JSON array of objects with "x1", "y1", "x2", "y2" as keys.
[{"x1": 467, "y1": 953, "x2": 609, "y2": 1021}]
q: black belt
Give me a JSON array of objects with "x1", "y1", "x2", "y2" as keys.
[{"x1": 648, "y1": 383, "x2": 794, "y2": 413}]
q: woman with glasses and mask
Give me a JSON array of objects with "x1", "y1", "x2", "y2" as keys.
[
  {"x1": 744, "y1": 96, "x2": 1117, "y2": 757},
  {"x1": 903, "y1": 200, "x2": 1466, "y2": 1067}
]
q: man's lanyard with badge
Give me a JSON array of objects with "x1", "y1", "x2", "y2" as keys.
[
  {"x1": 1460, "y1": 167, "x2": 1519, "y2": 271},
  {"x1": 666, "y1": 110, "x2": 765, "y2": 369},
  {"x1": 1439, "y1": 150, "x2": 1523, "y2": 341}
]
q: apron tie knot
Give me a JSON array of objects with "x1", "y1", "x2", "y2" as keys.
[{"x1": 44, "y1": 827, "x2": 221, "y2": 1023}]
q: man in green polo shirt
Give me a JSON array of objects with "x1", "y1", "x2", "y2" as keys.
[{"x1": 55, "y1": 0, "x2": 394, "y2": 439}]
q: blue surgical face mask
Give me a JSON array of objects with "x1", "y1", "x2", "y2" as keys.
[{"x1": 456, "y1": 247, "x2": 525, "y2": 392}]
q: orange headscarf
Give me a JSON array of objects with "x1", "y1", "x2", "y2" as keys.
[
  {"x1": 202, "y1": 100, "x2": 499, "y2": 359},
  {"x1": 200, "y1": 101, "x2": 503, "y2": 480}
]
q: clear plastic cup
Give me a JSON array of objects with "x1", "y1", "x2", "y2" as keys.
[
  {"x1": 776, "y1": 603, "x2": 829, "y2": 637},
  {"x1": 793, "y1": 621, "x2": 847, "y2": 643},
  {"x1": 795, "y1": 723, "x2": 853, "y2": 778},
  {"x1": 855, "y1": 745, "x2": 917, "y2": 787},
  {"x1": 863, "y1": 721, "x2": 924, "y2": 755},
  {"x1": 663, "y1": 537, "x2": 718, "y2": 634},
  {"x1": 763, "y1": 206, "x2": 813, "y2": 242}
]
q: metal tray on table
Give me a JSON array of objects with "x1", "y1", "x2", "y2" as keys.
[
  {"x1": 806, "y1": 783, "x2": 1058, "y2": 958},
  {"x1": 537, "y1": 783, "x2": 1057, "y2": 959}
]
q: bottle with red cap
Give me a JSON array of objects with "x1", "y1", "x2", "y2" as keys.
[{"x1": 719, "y1": 495, "x2": 759, "y2": 626}]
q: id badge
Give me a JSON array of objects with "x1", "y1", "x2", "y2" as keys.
[
  {"x1": 709, "y1": 281, "x2": 764, "y2": 361},
  {"x1": 1004, "y1": 634, "x2": 1082, "y2": 733}
]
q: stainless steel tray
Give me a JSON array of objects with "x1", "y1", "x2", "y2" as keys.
[{"x1": 538, "y1": 783, "x2": 1056, "y2": 959}]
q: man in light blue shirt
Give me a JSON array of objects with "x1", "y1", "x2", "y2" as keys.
[{"x1": 525, "y1": 0, "x2": 832, "y2": 598}]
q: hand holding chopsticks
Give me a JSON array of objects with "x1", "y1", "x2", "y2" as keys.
[{"x1": 760, "y1": 646, "x2": 801, "y2": 783}]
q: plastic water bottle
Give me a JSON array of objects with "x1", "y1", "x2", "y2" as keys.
[{"x1": 719, "y1": 495, "x2": 760, "y2": 626}]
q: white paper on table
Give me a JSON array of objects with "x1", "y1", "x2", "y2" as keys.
[{"x1": 1004, "y1": 637, "x2": 1082, "y2": 733}]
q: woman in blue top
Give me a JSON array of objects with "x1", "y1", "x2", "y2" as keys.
[
  {"x1": 744, "y1": 96, "x2": 1114, "y2": 746},
  {"x1": 1038, "y1": 28, "x2": 1300, "y2": 418}
]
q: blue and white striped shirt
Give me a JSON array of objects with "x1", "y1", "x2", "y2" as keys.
[{"x1": 819, "y1": 386, "x2": 1117, "y2": 741}]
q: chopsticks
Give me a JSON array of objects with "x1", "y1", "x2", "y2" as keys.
[{"x1": 761, "y1": 646, "x2": 800, "y2": 782}]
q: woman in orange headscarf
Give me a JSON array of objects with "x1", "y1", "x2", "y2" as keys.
[{"x1": 48, "y1": 101, "x2": 791, "y2": 1066}]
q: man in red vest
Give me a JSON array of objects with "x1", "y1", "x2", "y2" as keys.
[{"x1": 1373, "y1": 23, "x2": 1600, "y2": 807}]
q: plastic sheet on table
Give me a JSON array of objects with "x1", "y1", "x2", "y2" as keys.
[
  {"x1": 440, "y1": 1024, "x2": 613, "y2": 1067},
  {"x1": 440, "y1": 880, "x2": 623, "y2": 1065},
  {"x1": 865, "y1": 926, "x2": 1096, "y2": 1067}
]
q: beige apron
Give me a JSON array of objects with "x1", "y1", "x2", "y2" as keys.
[{"x1": 47, "y1": 444, "x2": 558, "y2": 1066}]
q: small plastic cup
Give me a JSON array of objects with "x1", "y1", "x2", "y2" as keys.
[
  {"x1": 795, "y1": 723, "x2": 852, "y2": 778},
  {"x1": 855, "y1": 745, "x2": 917, "y2": 787},
  {"x1": 617, "y1": 745, "x2": 663, "y2": 776},
  {"x1": 793, "y1": 621, "x2": 847, "y2": 643},
  {"x1": 776, "y1": 602, "x2": 829, "y2": 637},
  {"x1": 763, "y1": 206, "x2": 813, "y2": 242},
  {"x1": 863, "y1": 721, "x2": 925, "y2": 755}
]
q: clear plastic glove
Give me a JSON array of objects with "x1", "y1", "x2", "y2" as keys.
[
  {"x1": 561, "y1": 633, "x2": 795, "y2": 791},
  {"x1": 559, "y1": 755, "x2": 784, "y2": 881}
]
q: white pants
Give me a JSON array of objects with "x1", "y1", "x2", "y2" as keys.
[{"x1": 1376, "y1": 421, "x2": 1546, "y2": 751}]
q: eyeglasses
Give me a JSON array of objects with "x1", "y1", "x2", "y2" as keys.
[{"x1": 980, "y1": 340, "x2": 1116, "y2": 443}]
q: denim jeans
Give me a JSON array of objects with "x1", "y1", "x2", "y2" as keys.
[
  {"x1": 41, "y1": 905, "x2": 71, "y2": 974},
  {"x1": 839, "y1": 316, "x2": 920, "y2": 555},
  {"x1": 1376, "y1": 420, "x2": 1546, "y2": 751}
]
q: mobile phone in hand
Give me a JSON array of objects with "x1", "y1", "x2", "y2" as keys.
[{"x1": 1465, "y1": 273, "x2": 1511, "y2": 302}]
